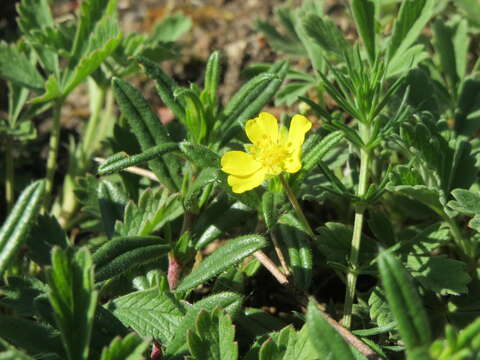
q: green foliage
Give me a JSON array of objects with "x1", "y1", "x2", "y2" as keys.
[
  {"x1": 176, "y1": 235, "x2": 268, "y2": 292},
  {"x1": 430, "y1": 318, "x2": 480, "y2": 360},
  {"x1": 46, "y1": 247, "x2": 98, "y2": 360},
  {"x1": 0, "y1": 180, "x2": 45, "y2": 275},
  {"x1": 99, "y1": 333, "x2": 149, "y2": 360},
  {"x1": 187, "y1": 309, "x2": 238, "y2": 360}
]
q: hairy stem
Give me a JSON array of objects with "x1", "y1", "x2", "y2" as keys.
[
  {"x1": 271, "y1": 231, "x2": 291, "y2": 277},
  {"x1": 279, "y1": 174, "x2": 315, "y2": 238},
  {"x1": 342, "y1": 124, "x2": 371, "y2": 328},
  {"x1": 44, "y1": 100, "x2": 63, "y2": 211},
  {"x1": 5, "y1": 139, "x2": 14, "y2": 212}
]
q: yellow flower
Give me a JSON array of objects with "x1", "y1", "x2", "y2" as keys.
[{"x1": 221, "y1": 112, "x2": 312, "y2": 193}]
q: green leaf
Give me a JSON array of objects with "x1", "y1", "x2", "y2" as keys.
[
  {"x1": 98, "y1": 180, "x2": 128, "y2": 239},
  {"x1": 62, "y1": 17, "x2": 122, "y2": 95},
  {"x1": 99, "y1": 333, "x2": 149, "y2": 360},
  {"x1": 351, "y1": 0, "x2": 376, "y2": 63},
  {"x1": 277, "y1": 213, "x2": 313, "y2": 290},
  {"x1": 92, "y1": 236, "x2": 169, "y2": 282},
  {"x1": 389, "y1": 185, "x2": 445, "y2": 216},
  {"x1": 70, "y1": 0, "x2": 117, "y2": 61},
  {"x1": 193, "y1": 198, "x2": 254, "y2": 250},
  {"x1": 0, "y1": 180, "x2": 45, "y2": 276},
  {"x1": 175, "y1": 88, "x2": 207, "y2": 143},
  {"x1": 150, "y1": 13, "x2": 192, "y2": 42},
  {"x1": 306, "y1": 299, "x2": 356, "y2": 359},
  {"x1": 378, "y1": 250, "x2": 432, "y2": 357},
  {"x1": 203, "y1": 51, "x2": 221, "y2": 109},
  {"x1": 301, "y1": 131, "x2": 344, "y2": 173},
  {"x1": 430, "y1": 318, "x2": 480, "y2": 360},
  {"x1": 107, "y1": 288, "x2": 185, "y2": 344},
  {"x1": 165, "y1": 292, "x2": 243, "y2": 356},
  {"x1": 25, "y1": 215, "x2": 68, "y2": 266},
  {"x1": 187, "y1": 309, "x2": 238, "y2": 360},
  {"x1": 176, "y1": 234, "x2": 268, "y2": 292},
  {"x1": 135, "y1": 56, "x2": 185, "y2": 120},
  {"x1": 303, "y1": 14, "x2": 350, "y2": 58},
  {"x1": 261, "y1": 192, "x2": 285, "y2": 231},
  {"x1": 98, "y1": 142, "x2": 179, "y2": 176},
  {"x1": 29, "y1": 75, "x2": 62, "y2": 104},
  {"x1": 46, "y1": 247, "x2": 98, "y2": 360},
  {"x1": 184, "y1": 168, "x2": 219, "y2": 211},
  {"x1": 0, "y1": 276, "x2": 46, "y2": 316},
  {"x1": 112, "y1": 77, "x2": 179, "y2": 191},
  {"x1": 407, "y1": 255, "x2": 470, "y2": 295},
  {"x1": 179, "y1": 141, "x2": 220, "y2": 168},
  {"x1": 0, "y1": 316, "x2": 64, "y2": 358},
  {"x1": 115, "y1": 188, "x2": 183, "y2": 237},
  {"x1": 387, "y1": 0, "x2": 434, "y2": 62},
  {"x1": 454, "y1": 77, "x2": 480, "y2": 136},
  {"x1": 221, "y1": 61, "x2": 288, "y2": 134},
  {"x1": 0, "y1": 42, "x2": 44, "y2": 90},
  {"x1": 432, "y1": 18, "x2": 467, "y2": 89},
  {"x1": 368, "y1": 286, "x2": 395, "y2": 328}
]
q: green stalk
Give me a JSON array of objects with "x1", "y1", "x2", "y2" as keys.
[
  {"x1": 5, "y1": 139, "x2": 14, "y2": 212},
  {"x1": 44, "y1": 100, "x2": 64, "y2": 211},
  {"x1": 342, "y1": 123, "x2": 371, "y2": 329},
  {"x1": 279, "y1": 174, "x2": 315, "y2": 238}
]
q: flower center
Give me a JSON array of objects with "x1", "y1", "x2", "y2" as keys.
[{"x1": 250, "y1": 138, "x2": 290, "y2": 175}]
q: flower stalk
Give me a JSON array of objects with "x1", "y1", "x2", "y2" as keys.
[
  {"x1": 342, "y1": 123, "x2": 371, "y2": 328},
  {"x1": 279, "y1": 174, "x2": 315, "y2": 238}
]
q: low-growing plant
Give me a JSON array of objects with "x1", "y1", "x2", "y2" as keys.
[{"x1": 1, "y1": 0, "x2": 480, "y2": 359}]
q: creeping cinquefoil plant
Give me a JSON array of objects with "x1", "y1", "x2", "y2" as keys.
[{"x1": 1, "y1": 0, "x2": 480, "y2": 359}]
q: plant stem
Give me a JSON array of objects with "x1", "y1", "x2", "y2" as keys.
[
  {"x1": 279, "y1": 174, "x2": 315, "y2": 238},
  {"x1": 44, "y1": 100, "x2": 63, "y2": 211},
  {"x1": 5, "y1": 139, "x2": 14, "y2": 212},
  {"x1": 342, "y1": 123, "x2": 371, "y2": 329},
  {"x1": 271, "y1": 231, "x2": 291, "y2": 277}
]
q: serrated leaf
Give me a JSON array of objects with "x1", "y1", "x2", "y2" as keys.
[
  {"x1": 99, "y1": 333, "x2": 149, "y2": 360},
  {"x1": 176, "y1": 234, "x2": 268, "y2": 292},
  {"x1": 115, "y1": 188, "x2": 183, "y2": 237},
  {"x1": 303, "y1": 14, "x2": 350, "y2": 58},
  {"x1": 449, "y1": 189, "x2": 480, "y2": 232},
  {"x1": 307, "y1": 299, "x2": 356, "y2": 359},
  {"x1": 46, "y1": 247, "x2": 98, "y2": 360},
  {"x1": 93, "y1": 236, "x2": 169, "y2": 282},
  {"x1": 187, "y1": 309, "x2": 238, "y2": 360},
  {"x1": 0, "y1": 180, "x2": 45, "y2": 276},
  {"x1": 368, "y1": 286, "x2": 395, "y2": 328},
  {"x1": 407, "y1": 255, "x2": 470, "y2": 295},
  {"x1": 25, "y1": 215, "x2": 68, "y2": 266},
  {"x1": 107, "y1": 288, "x2": 185, "y2": 344},
  {"x1": 165, "y1": 292, "x2": 243, "y2": 356},
  {"x1": 378, "y1": 250, "x2": 432, "y2": 357},
  {"x1": 0, "y1": 316, "x2": 64, "y2": 358},
  {"x1": 0, "y1": 42, "x2": 44, "y2": 90}
]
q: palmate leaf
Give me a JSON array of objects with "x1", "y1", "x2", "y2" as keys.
[
  {"x1": 107, "y1": 288, "x2": 186, "y2": 344},
  {"x1": 187, "y1": 309, "x2": 238, "y2": 360},
  {"x1": 176, "y1": 234, "x2": 268, "y2": 292},
  {"x1": 46, "y1": 247, "x2": 98, "y2": 360},
  {"x1": 0, "y1": 180, "x2": 45, "y2": 276}
]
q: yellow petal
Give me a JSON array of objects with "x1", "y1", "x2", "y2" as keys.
[
  {"x1": 287, "y1": 114, "x2": 312, "y2": 151},
  {"x1": 245, "y1": 112, "x2": 279, "y2": 145},
  {"x1": 284, "y1": 150, "x2": 302, "y2": 173},
  {"x1": 227, "y1": 169, "x2": 267, "y2": 193},
  {"x1": 221, "y1": 151, "x2": 262, "y2": 176}
]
